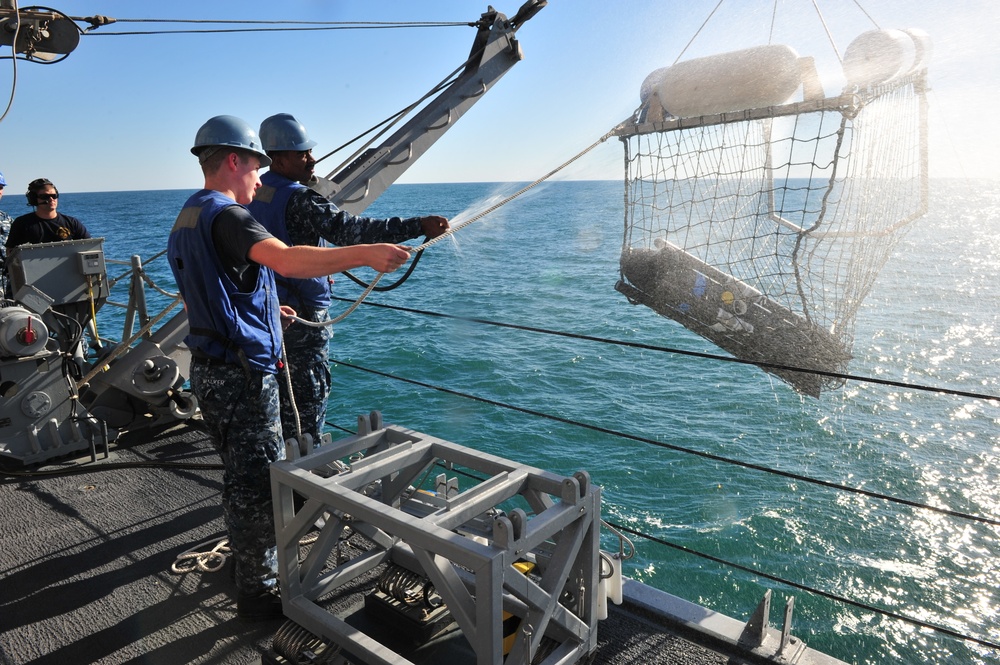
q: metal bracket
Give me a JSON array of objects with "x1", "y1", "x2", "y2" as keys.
[
  {"x1": 356, "y1": 410, "x2": 383, "y2": 436},
  {"x1": 731, "y1": 590, "x2": 807, "y2": 664}
]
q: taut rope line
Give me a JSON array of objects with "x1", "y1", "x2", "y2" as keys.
[{"x1": 290, "y1": 124, "x2": 625, "y2": 328}]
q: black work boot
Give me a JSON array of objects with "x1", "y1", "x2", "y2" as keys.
[{"x1": 236, "y1": 590, "x2": 284, "y2": 621}]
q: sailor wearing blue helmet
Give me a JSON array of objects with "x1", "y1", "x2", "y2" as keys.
[
  {"x1": 248, "y1": 113, "x2": 450, "y2": 450},
  {"x1": 167, "y1": 115, "x2": 412, "y2": 622}
]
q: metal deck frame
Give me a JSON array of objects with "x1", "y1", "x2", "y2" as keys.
[{"x1": 270, "y1": 415, "x2": 601, "y2": 665}]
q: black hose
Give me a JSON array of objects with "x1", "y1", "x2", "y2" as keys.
[{"x1": 339, "y1": 248, "x2": 424, "y2": 292}]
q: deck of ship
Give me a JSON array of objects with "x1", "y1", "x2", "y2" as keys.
[{"x1": 0, "y1": 420, "x2": 744, "y2": 665}]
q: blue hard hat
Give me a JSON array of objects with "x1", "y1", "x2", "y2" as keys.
[
  {"x1": 191, "y1": 115, "x2": 272, "y2": 167},
  {"x1": 259, "y1": 113, "x2": 317, "y2": 152},
  {"x1": 0, "y1": 171, "x2": 6, "y2": 187}
]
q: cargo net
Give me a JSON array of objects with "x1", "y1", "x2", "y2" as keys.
[{"x1": 615, "y1": 75, "x2": 927, "y2": 397}]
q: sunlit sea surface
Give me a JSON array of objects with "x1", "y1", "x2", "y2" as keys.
[{"x1": 59, "y1": 179, "x2": 999, "y2": 665}]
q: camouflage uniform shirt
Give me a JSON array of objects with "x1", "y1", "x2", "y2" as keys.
[
  {"x1": 278, "y1": 188, "x2": 425, "y2": 445},
  {"x1": 284, "y1": 187, "x2": 424, "y2": 252}
]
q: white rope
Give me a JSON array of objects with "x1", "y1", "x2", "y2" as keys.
[
  {"x1": 170, "y1": 532, "x2": 319, "y2": 575},
  {"x1": 289, "y1": 125, "x2": 624, "y2": 329},
  {"x1": 76, "y1": 294, "x2": 183, "y2": 387},
  {"x1": 170, "y1": 536, "x2": 230, "y2": 574},
  {"x1": 280, "y1": 336, "x2": 304, "y2": 444}
]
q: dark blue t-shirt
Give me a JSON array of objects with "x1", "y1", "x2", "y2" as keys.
[{"x1": 5, "y1": 212, "x2": 90, "y2": 249}]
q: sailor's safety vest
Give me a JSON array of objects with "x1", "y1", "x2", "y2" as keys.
[
  {"x1": 167, "y1": 189, "x2": 283, "y2": 373},
  {"x1": 248, "y1": 171, "x2": 331, "y2": 310}
]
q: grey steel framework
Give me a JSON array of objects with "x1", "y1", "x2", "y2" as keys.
[{"x1": 270, "y1": 413, "x2": 601, "y2": 665}]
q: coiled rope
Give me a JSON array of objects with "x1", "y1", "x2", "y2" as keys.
[
  {"x1": 170, "y1": 536, "x2": 230, "y2": 574},
  {"x1": 170, "y1": 531, "x2": 318, "y2": 576}
]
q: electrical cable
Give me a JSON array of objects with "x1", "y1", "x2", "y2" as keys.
[{"x1": 0, "y1": 0, "x2": 20, "y2": 123}]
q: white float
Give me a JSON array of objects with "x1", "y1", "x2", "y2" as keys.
[
  {"x1": 842, "y1": 28, "x2": 918, "y2": 88},
  {"x1": 641, "y1": 44, "x2": 803, "y2": 119}
]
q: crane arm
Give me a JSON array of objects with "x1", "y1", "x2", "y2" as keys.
[{"x1": 311, "y1": 1, "x2": 545, "y2": 215}]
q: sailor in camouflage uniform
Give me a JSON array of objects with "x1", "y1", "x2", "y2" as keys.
[
  {"x1": 248, "y1": 113, "x2": 449, "y2": 447},
  {"x1": 168, "y1": 115, "x2": 412, "y2": 621},
  {"x1": 0, "y1": 171, "x2": 11, "y2": 296}
]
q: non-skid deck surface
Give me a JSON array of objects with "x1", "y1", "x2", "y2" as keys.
[{"x1": 0, "y1": 422, "x2": 725, "y2": 665}]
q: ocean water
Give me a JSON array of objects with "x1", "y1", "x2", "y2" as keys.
[{"x1": 56, "y1": 179, "x2": 999, "y2": 665}]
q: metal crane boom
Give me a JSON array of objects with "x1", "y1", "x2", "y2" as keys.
[{"x1": 314, "y1": 2, "x2": 545, "y2": 215}]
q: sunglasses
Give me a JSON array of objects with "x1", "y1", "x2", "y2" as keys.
[{"x1": 37, "y1": 194, "x2": 59, "y2": 202}]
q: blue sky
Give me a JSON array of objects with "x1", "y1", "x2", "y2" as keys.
[{"x1": 0, "y1": 0, "x2": 997, "y2": 193}]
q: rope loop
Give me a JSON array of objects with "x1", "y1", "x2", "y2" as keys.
[{"x1": 170, "y1": 537, "x2": 230, "y2": 574}]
